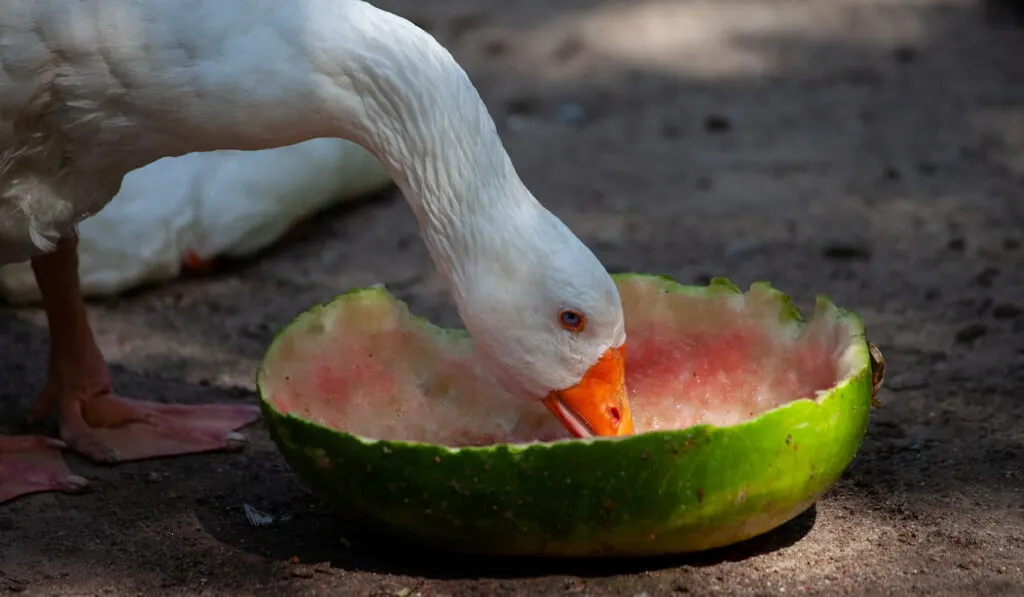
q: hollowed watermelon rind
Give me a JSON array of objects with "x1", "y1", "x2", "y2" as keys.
[{"x1": 256, "y1": 274, "x2": 875, "y2": 557}]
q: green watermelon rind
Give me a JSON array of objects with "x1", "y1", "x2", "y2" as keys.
[{"x1": 255, "y1": 273, "x2": 874, "y2": 557}]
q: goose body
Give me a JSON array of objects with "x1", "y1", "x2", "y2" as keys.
[
  {"x1": 0, "y1": 138, "x2": 391, "y2": 302},
  {"x1": 0, "y1": 0, "x2": 632, "y2": 503}
]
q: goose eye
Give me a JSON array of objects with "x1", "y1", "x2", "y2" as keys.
[{"x1": 559, "y1": 309, "x2": 586, "y2": 332}]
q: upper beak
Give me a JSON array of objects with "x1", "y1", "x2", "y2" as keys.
[{"x1": 542, "y1": 345, "x2": 634, "y2": 438}]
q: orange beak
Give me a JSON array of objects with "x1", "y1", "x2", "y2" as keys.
[{"x1": 542, "y1": 345, "x2": 634, "y2": 438}]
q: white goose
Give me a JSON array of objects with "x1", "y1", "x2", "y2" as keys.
[
  {"x1": 0, "y1": 137, "x2": 392, "y2": 303},
  {"x1": 0, "y1": 0, "x2": 633, "y2": 504}
]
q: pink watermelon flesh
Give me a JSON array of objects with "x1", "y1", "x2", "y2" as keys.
[{"x1": 261, "y1": 279, "x2": 852, "y2": 447}]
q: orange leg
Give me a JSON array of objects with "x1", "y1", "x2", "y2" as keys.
[{"x1": 27, "y1": 236, "x2": 260, "y2": 465}]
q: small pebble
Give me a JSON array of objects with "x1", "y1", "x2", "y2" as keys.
[
  {"x1": 505, "y1": 97, "x2": 538, "y2": 116},
  {"x1": 704, "y1": 114, "x2": 732, "y2": 133},
  {"x1": 313, "y1": 562, "x2": 333, "y2": 575},
  {"x1": 974, "y1": 267, "x2": 1000, "y2": 288},
  {"x1": 481, "y1": 37, "x2": 507, "y2": 57},
  {"x1": 955, "y1": 323, "x2": 987, "y2": 344},
  {"x1": 993, "y1": 304, "x2": 1022, "y2": 320},
  {"x1": 555, "y1": 103, "x2": 588, "y2": 126},
  {"x1": 725, "y1": 239, "x2": 763, "y2": 258},
  {"x1": 822, "y1": 243, "x2": 871, "y2": 261},
  {"x1": 893, "y1": 45, "x2": 918, "y2": 63},
  {"x1": 553, "y1": 36, "x2": 585, "y2": 61}
]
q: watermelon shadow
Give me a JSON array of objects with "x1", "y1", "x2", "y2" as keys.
[
  {"x1": 197, "y1": 490, "x2": 817, "y2": 578},
  {"x1": 338, "y1": 504, "x2": 819, "y2": 577}
]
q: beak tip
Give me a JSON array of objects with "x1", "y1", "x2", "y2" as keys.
[{"x1": 544, "y1": 345, "x2": 635, "y2": 439}]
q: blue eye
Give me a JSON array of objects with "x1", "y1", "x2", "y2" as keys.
[{"x1": 559, "y1": 309, "x2": 586, "y2": 332}]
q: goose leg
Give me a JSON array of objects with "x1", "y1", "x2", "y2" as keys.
[
  {"x1": 28, "y1": 236, "x2": 261, "y2": 464},
  {"x1": 0, "y1": 435, "x2": 88, "y2": 503}
]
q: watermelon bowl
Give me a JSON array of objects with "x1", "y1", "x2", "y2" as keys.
[{"x1": 256, "y1": 274, "x2": 885, "y2": 558}]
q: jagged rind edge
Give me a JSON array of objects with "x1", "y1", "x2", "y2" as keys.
[{"x1": 255, "y1": 273, "x2": 873, "y2": 557}]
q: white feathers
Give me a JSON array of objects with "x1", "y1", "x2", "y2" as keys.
[
  {"x1": 0, "y1": 0, "x2": 623, "y2": 399},
  {"x1": 0, "y1": 138, "x2": 391, "y2": 302}
]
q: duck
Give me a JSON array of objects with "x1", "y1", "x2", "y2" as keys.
[{"x1": 0, "y1": 0, "x2": 634, "y2": 504}]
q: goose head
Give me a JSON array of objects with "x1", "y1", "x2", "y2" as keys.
[{"x1": 449, "y1": 204, "x2": 634, "y2": 439}]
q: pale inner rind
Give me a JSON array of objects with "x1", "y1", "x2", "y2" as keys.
[{"x1": 260, "y1": 280, "x2": 859, "y2": 447}]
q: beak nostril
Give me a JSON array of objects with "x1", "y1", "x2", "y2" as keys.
[{"x1": 608, "y1": 406, "x2": 621, "y2": 426}]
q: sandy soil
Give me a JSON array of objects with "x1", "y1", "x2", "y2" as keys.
[{"x1": 2, "y1": 0, "x2": 1023, "y2": 595}]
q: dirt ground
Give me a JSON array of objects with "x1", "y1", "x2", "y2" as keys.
[{"x1": 2, "y1": 0, "x2": 1023, "y2": 595}]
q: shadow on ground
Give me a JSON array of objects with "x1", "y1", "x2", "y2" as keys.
[{"x1": 191, "y1": 496, "x2": 817, "y2": 579}]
